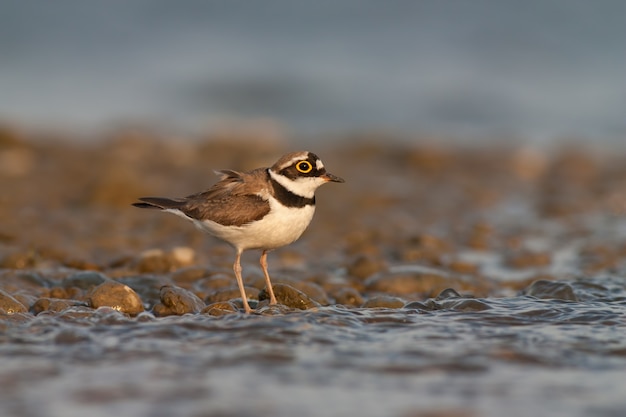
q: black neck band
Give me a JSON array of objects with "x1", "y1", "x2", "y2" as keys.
[{"x1": 268, "y1": 170, "x2": 316, "y2": 208}]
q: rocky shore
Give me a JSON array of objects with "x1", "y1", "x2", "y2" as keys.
[{"x1": 1, "y1": 125, "x2": 626, "y2": 319}]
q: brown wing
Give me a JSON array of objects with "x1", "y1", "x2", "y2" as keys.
[{"x1": 179, "y1": 168, "x2": 271, "y2": 226}]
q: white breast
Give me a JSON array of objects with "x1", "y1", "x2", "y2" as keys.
[{"x1": 183, "y1": 197, "x2": 316, "y2": 251}]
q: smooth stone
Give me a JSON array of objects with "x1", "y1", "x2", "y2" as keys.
[
  {"x1": 153, "y1": 285, "x2": 205, "y2": 316},
  {"x1": 48, "y1": 286, "x2": 83, "y2": 300},
  {"x1": 347, "y1": 255, "x2": 388, "y2": 280},
  {"x1": 201, "y1": 301, "x2": 239, "y2": 316},
  {"x1": 521, "y1": 279, "x2": 578, "y2": 301},
  {"x1": 331, "y1": 287, "x2": 364, "y2": 307},
  {"x1": 506, "y1": 251, "x2": 552, "y2": 269},
  {"x1": 0, "y1": 270, "x2": 49, "y2": 291},
  {"x1": 361, "y1": 295, "x2": 406, "y2": 309},
  {"x1": 365, "y1": 266, "x2": 451, "y2": 296},
  {"x1": 32, "y1": 298, "x2": 85, "y2": 315},
  {"x1": 258, "y1": 283, "x2": 321, "y2": 310},
  {"x1": 0, "y1": 289, "x2": 28, "y2": 314},
  {"x1": 440, "y1": 298, "x2": 492, "y2": 311},
  {"x1": 62, "y1": 271, "x2": 109, "y2": 290},
  {"x1": 0, "y1": 252, "x2": 38, "y2": 269},
  {"x1": 136, "y1": 247, "x2": 196, "y2": 274},
  {"x1": 172, "y1": 266, "x2": 212, "y2": 285},
  {"x1": 204, "y1": 286, "x2": 259, "y2": 304},
  {"x1": 285, "y1": 281, "x2": 330, "y2": 305},
  {"x1": 117, "y1": 275, "x2": 169, "y2": 307},
  {"x1": 87, "y1": 281, "x2": 145, "y2": 315}
]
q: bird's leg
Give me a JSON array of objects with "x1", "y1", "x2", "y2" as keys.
[
  {"x1": 260, "y1": 250, "x2": 277, "y2": 305},
  {"x1": 233, "y1": 250, "x2": 252, "y2": 313}
]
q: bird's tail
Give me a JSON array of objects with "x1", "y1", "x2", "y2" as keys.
[{"x1": 132, "y1": 197, "x2": 186, "y2": 210}]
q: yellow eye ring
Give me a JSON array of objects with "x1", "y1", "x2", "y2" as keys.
[{"x1": 296, "y1": 161, "x2": 313, "y2": 173}]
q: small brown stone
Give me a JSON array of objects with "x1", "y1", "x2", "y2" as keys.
[
  {"x1": 87, "y1": 281, "x2": 145, "y2": 315},
  {"x1": 365, "y1": 267, "x2": 452, "y2": 297},
  {"x1": 330, "y1": 287, "x2": 364, "y2": 307},
  {"x1": 0, "y1": 289, "x2": 28, "y2": 314},
  {"x1": 362, "y1": 295, "x2": 406, "y2": 309},
  {"x1": 153, "y1": 285, "x2": 205, "y2": 316},
  {"x1": 347, "y1": 255, "x2": 388, "y2": 280},
  {"x1": 204, "y1": 286, "x2": 259, "y2": 304},
  {"x1": 31, "y1": 298, "x2": 84, "y2": 315},
  {"x1": 521, "y1": 280, "x2": 578, "y2": 301},
  {"x1": 258, "y1": 283, "x2": 320, "y2": 310},
  {"x1": 506, "y1": 251, "x2": 552, "y2": 269},
  {"x1": 201, "y1": 301, "x2": 239, "y2": 316}
]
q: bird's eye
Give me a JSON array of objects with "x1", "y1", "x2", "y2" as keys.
[{"x1": 296, "y1": 161, "x2": 313, "y2": 173}]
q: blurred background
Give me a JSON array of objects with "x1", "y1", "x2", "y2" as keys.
[{"x1": 1, "y1": 0, "x2": 624, "y2": 147}]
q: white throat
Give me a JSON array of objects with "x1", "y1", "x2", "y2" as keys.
[{"x1": 268, "y1": 169, "x2": 325, "y2": 199}]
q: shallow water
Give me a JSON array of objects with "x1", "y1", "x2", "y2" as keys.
[
  {"x1": 2, "y1": 292, "x2": 626, "y2": 417},
  {"x1": 2, "y1": 136, "x2": 626, "y2": 416}
]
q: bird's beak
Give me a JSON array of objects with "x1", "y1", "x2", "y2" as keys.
[{"x1": 323, "y1": 172, "x2": 345, "y2": 183}]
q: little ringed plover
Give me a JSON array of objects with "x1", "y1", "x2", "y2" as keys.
[{"x1": 133, "y1": 151, "x2": 344, "y2": 313}]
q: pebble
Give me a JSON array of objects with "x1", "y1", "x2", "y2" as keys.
[
  {"x1": 61, "y1": 271, "x2": 109, "y2": 290},
  {"x1": 204, "y1": 286, "x2": 260, "y2": 304},
  {"x1": 0, "y1": 289, "x2": 28, "y2": 314},
  {"x1": 506, "y1": 251, "x2": 552, "y2": 269},
  {"x1": 330, "y1": 287, "x2": 364, "y2": 307},
  {"x1": 153, "y1": 285, "x2": 206, "y2": 316},
  {"x1": 285, "y1": 281, "x2": 330, "y2": 305},
  {"x1": 87, "y1": 281, "x2": 145, "y2": 315},
  {"x1": 364, "y1": 267, "x2": 452, "y2": 297},
  {"x1": 32, "y1": 298, "x2": 84, "y2": 314},
  {"x1": 347, "y1": 255, "x2": 388, "y2": 280},
  {"x1": 135, "y1": 247, "x2": 195, "y2": 274},
  {"x1": 361, "y1": 295, "x2": 406, "y2": 309},
  {"x1": 521, "y1": 280, "x2": 578, "y2": 301},
  {"x1": 258, "y1": 283, "x2": 321, "y2": 310},
  {"x1": 201, "y1": 301, "x2": 239, "y2": 316}
]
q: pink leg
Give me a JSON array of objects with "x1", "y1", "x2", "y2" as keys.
[
  {"x1": 260, "y1": 250, "x2": 277, "y2": 304},
  {"x1": 233, "y1": 250, "x2": 252, "y2": 313}
]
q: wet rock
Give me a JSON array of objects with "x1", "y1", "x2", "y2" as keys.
[
  {"x1": 506, "y1": 251, "x2": 552, "y2": 269},
  {"x1": 403, "y1": 300, "x2": 431, "y2": 310},
  {"x1": 48, "y1": 286, "x2": 83, "y2": 300},
  {"x1": 465, "y1": 222, "x2": 494, "y2": 250},
  {"x1": 401, "y1": 234, "x2": 452, "y2": 263},
  {"x1": 347, "y1": 255, "x2": 388, "y2": 280},
  {"x1": 172, "y1": 266, "x2": 212, "y2": 286},
  {"x1": 87, "y1": 281, "x2": 145, "y2": 315},
  {"x1": 54, "y1": 328, "x2": 92, "y2": 344},
  {"x1": 32, "y1": 298, "x2": 85, "y2": 314},
  {"x1": 197, "y1": 273, "x2": 238, "y2": 292},
  {"x1": 0, "y1": 251, "x2": 39, "y2": 269},
  {"x1": 117, "y1": 275, "x2": 167, "y2": 307},
  {"x1": 204, "y1": 286, "x2": 259, "y2": 304},
  {"x1": 62, "y1": 271, "x2": 108, "y2": 290},
  {"x1": 0, "y1": 270, "x2": 49, "y2": 291},
  {"x1": 435, "y1": 288, "x2": 463, "y2": 300},
  {"x1": 135, "y1": 247, "x2": 195, "y2": 274},
  {"x1": 365, "y1": 266, "x2": 452, "y2": 297},
  {"x1": 257, "y1": 303, "x2": 296, "y2": 315},
  {"x1": 0, "y1": 289, "x2": 28, "y2": 314},
  {"x1": 135, "y1": 249, "x2": 172, "y2": 274},
  {"x1": 331, "y1": 287, "x2": 364, "y2": 307},
  {"x1": 362, "y1": 295, "x2": 406, "y2": 309},
  {"x1": 201, "y1": 301, "x2": 239, "y2": 316},
  {"x1": 440, "y1": 298, "x2": 492, "y2": 311},
  {"x1": 286, "y1": 281, "x2": 330, "y2": 305},
  {"x1": 153, "y1": 285, "x2": 205, "y2": 316},
  {"x1": 11, "y1": 292, "x2": 37, "y2": 310},
  {"x1": 258, "y1": 283, "x2": 320, "y2": 310},
  {"x1": 521, "y1": 280, "x2": 578, "y2": 301}
]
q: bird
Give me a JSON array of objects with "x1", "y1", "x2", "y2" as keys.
[{"x1": 132, "y1": 151, "x2": 344, "y2": 313}]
